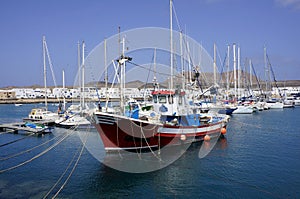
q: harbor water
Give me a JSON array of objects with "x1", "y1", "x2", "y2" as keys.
[{"x1": 0, "y1": 103, "x2": 300, "y2": 198}]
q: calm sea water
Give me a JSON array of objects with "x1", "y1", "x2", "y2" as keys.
[{"x1": 0, "y1": 103, "x2": 300, "y2": 198}]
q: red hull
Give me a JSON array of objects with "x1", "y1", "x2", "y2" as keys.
[{"x1": 94, "y1": 112, "x2": 225, "y2": 151}]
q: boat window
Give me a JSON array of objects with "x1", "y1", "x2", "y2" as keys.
[
  {"x1": 158, "y1": 95, "x2": 166, "y2": 103},
  {"x1": 168, "y1": 95, "x2": 174, "y2": 104}
]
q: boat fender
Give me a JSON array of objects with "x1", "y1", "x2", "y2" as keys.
[
  {"x1": 204, "y1": 135, "x2": 210, "y2": 141},
  {"x1": 221, "y1": 127, "x2": 226, "y2": 135},
  {"x1": 180, "y1": 134, "x2": 186, "y2": 141}
]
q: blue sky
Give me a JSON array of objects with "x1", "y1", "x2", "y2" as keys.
[{"x1": 0, "y1": 0, "x2": 300, "y2": 87}]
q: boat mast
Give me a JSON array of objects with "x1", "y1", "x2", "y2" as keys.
[
  {"x1": 77, "y1": 41, "x2": 81, "y2": 109},
  {"x1": 249, "y1": 59, "x2": 253, "y2": 88},
  {"x1": 264, "y1": 46, "x2": 271, "y2": 95},
  {"x1": 82, "y1": 41, "x2": 85, "y2": 111},
  {"x1": 170, "y1": 0, "x2": 173, "y2": 90},
  {"x1": 118, "y1": 37, "x2": 131, "y2": 115},
  {"x1": 153, "y1": 48, "x2": 159, "y2": 91},
  {"x1": 237, "y1": 45, "x2": 241, "y2": 99},
  {"x1": 213, "y1": 43, "x2": 217, "y2": 86},
  {"x1": 104, "y1": 39, "x2": 108, "y2": 98},
  {"x1": 62, "y1": 69, "x2": 66, "y2": 111},
  {"x1": 233, "y1": 43, "x2": 237, "y2": 100},
  {"x1": 43, "y1": 36, "x2": 48, "y2": 110},
  {"x1": 187, "y1": 42, "x2": 192, "y2": 84},
  {"x1": 226, "y1": 45, "x2": 230, "y2": 100},
  {"x1": 180, "y1": 31, "x2": 185, "y2": 90}
]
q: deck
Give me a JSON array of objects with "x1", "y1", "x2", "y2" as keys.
[{"x1": 0, "y1": 122, "x2": 51, "y2": 135}]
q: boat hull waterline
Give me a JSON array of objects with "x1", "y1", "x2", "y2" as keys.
[{"x1": 93, "y1": 112, "x2": 226, "y2": 152}]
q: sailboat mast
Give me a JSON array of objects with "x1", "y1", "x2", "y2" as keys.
[
  {"x1": 62, "y1": 69, "x2": 66, "y2": 111},
  {"x1": 226, "y1": 45, "x2": 230, "y2": 99},
  {"x1": 264, "y1": 47, "x2": 271, "y2": 92},
  {"x1": 213, "y1": 43, "x2": 217, "y2": 86},
  {"x1": 249, "y1": 59, "x2": 253, "y2": 88},
  {"x1": 233, "y1": 43, "x2": 237, "y2": 99},
  {"x1": 82, "y1": 41, "x2": 85, "y2": 110},
  {"x1": 187, "y1": 42, "x2": 192, "y2": 84},
  {"x1": 77, "y1": 41, "x2": 81, "y2": 108},
  {"x1": 180, "y1": 32, "x2": 185, "y2": 90},
  {"x1": 237, "y1": 45, "x2": 241, "y2": 99},
  {"x1": 170, "y1": 0, "x2": 173, "y2": 90},
  {"x1": 43, "y1": 36, "x2": 48, "y2": 110}
]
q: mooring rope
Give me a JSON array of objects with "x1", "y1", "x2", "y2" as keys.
[
  {"x1": 43, "y1": 124, "x2": 84, "y2": 198},
  {"x1": 0, "y1": 133, "x2": 35, "y2": 148},
  {"x1": 139, "y1": 123, "x2": 161, "y2": 161},
  {"x1": 50, "y1": 127, "x2": 89, "y2": 199},
  {"x1": 0, "y1": 131, "x2": 69, "y2": 161},
  {"x1": 0, "y1": 126, "x2": 77, "y2": 174}
]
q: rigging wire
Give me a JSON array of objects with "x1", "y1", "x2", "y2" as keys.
[
  {"x1": 266, "y1": 53, "x2": 282, "y2": 97},
  {"x1": 128, "y1": 61, "x2": 173, "y2": 78},
  {"x1": 250, "y1": 61, "x2": 263, "y2": 96}
]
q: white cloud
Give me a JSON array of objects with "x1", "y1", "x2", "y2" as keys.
[{"x1": 275, "y1": 0, "x2": 300, "y2": 9}]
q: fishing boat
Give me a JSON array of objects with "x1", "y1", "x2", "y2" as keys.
[
  {"x1": 92, "y1": 88, "x2": 228, "y2": 152},
  {"x1": 90, "y1": 0, "x2": 228, "y2": 152}
]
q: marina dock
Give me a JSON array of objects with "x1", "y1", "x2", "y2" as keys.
[{"x1": 0, "y1": 122, "x2": 51, "y2": 135}]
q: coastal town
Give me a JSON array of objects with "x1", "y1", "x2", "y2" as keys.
[{"x1": 1, "y1": 80, "x2": 300, "y2": 104}]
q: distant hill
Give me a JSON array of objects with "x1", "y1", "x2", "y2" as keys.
[{"x1": 1, "y1": 71, "x2": 300, "y2": 90}]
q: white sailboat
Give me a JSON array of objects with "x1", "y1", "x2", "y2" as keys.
[
  {"x1": 25, "y1": 36, "x2": 60, "y2": 125},
  {"x1": 232, "y1": 45, "x2": 253, "y2": 114},
  {"x1": 55, "y1": 41, "x2": 91, "y2": 128},
  {"x1": 264, "y1": 47, "x2": 284, "y2": 109}
]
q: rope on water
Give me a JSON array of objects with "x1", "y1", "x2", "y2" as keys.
[
  {"x1": 0, "y1": 126, "x2": 77, "y2": 174},
  {"x1": 0, "y1": 133, "x2": 35, "y2": 148},
  {"x1": 0, "y1": 131, "x2": 68, "y2": 161},
  {"x1": 50, "y1": 126, "x2": 90, "y2": 199},
  {"x1": 230, "y1": 119, "x2": 262, "y2": 129}
]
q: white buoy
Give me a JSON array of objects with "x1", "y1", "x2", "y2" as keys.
[{"x1": 180, "y1": 134, "x2": 186, "y2": 141}]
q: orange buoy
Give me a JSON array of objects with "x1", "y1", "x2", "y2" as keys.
[
  {"x1": 221, "y1": 127, "x2": 227, "y2": 135},
  {"x1": 204, "y1": 135, "x2": 210, "y2": 141}
]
